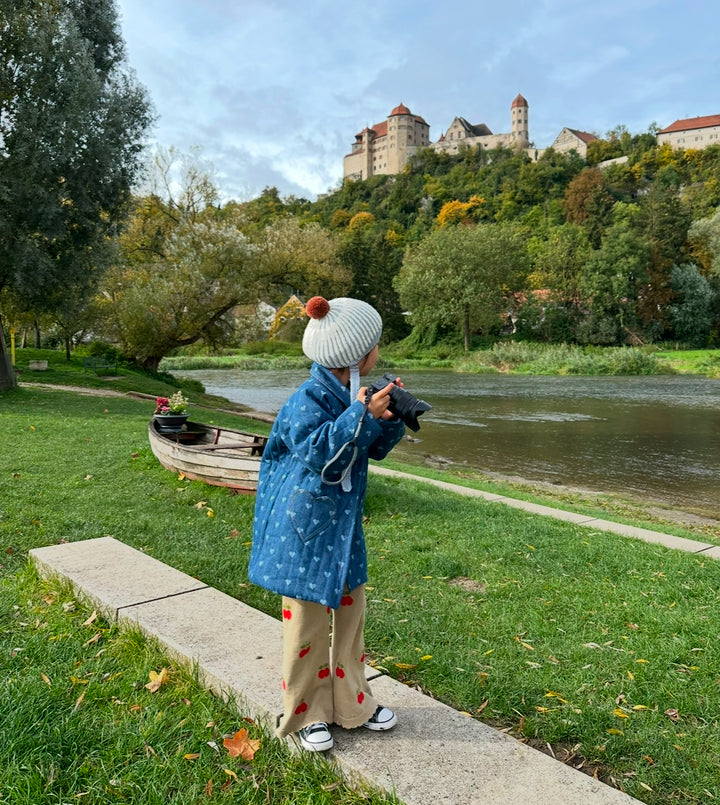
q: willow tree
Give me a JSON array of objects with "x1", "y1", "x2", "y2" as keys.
[{"x1": 0, "y1": 0, "x2": 152, "y2": 389}]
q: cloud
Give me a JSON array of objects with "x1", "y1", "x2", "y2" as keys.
[{"x1": 117, "y1": 0, "x2": 720, "y2": 201}]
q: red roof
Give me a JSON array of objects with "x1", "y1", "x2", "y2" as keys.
[
  {"x1": 659, "y1": 114, "x2": 720, "y2": 134},
  {"x1": 511, "y1": 93, "x2": 528, "y2": 108},
  {"x1": 390, "y1": 102, "x2": 412, "y2": 117},
  {"x1": 355, "y1": 120, "x2": 388, "y2": 139},
  {"x1": 567, "y1": 128, "x2": 598, "y2": 144}
]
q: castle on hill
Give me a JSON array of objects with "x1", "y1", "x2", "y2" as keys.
[
  {"x1": 343, "y1": 96, "x2": 720, "y2": 182},
  {"x1": 342, "y1": 95, "x2": 597, "y2": 182}
]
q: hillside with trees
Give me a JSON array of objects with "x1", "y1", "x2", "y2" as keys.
[{"x1": 4, "y1": 102, "x2": 720, "y2": 367}]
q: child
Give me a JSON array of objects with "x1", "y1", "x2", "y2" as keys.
[{"x1": 248, "y1": 295, "x2": 405, "y2": 752}]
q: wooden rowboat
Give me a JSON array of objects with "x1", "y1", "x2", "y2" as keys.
[{"x1": 148, "y1": 419, "x2": 268, "y2": 493}]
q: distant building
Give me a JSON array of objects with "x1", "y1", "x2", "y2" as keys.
[
  {"x1": 343, "y1": 103, "x2": 430, "y2": 181},
  {"x1": 432, "y1": 94, "x2": 536, "y2": 157},
  {"x1": 549, "y1": 127, "x2": 598, "y2": 159},
  {"x1": 657, "y1": 115, "x2": 720, "y2": 149},
  {"x1": 341, "y1": 94, "x2": 609, "y2": 181}
]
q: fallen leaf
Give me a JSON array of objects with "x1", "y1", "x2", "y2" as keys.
[
  {"x1": 223, "y1": 769, "x2": 238, "y2": 780},
  {"x1": 204, "y1": 779, "x2": 213, "y2": 797},
  {"x1": 228, "y1": 529, "x2": 241, "y2": 538},
  {"x1": 665, "y1": 708, "x2": 680, "y2": 722},
  {"x1": 82, "y1": 610, "x2": 98, "y2": 627},
  {"x1": 613, "y1": 708, "x2": 630, "y2": 719},
  {"x1": 41, "y1": 672, "x2": 51, "y2": 686},
  {"x1": 194, "y1": 501, "x2": 207, "y2": 509},
  {"x1": 178, "y1": 472, "x2": 185, "y2": 480},
  {"x1": 73, "y1": 691, "x2": 86, "y2": 712},
  {"x1": 83, "y1": 632, "x2": 102, "y2": 647},
  {"x1": 607, "y1": 728, "x2": 624, "y2": 735},
  {"x1": 206, "y1": 509, "x2": 214, "y2": 517},
  {"x1": 184, "y1": 753, "x2": 201, "y2": 761},
  {"x1": 145, "y1": 667, "x2": 169, "y2": 693},
  {"x1": 476, "y1": 699, "x2": 489, "y2": 714},
  {"x1": 393, "y1": 662, "x2": 417, "y2": 670},
  {"x1": 223, "y1": 728, "x2": 259, "y2": 761}
]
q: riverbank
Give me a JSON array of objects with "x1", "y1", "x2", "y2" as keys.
[
  {"x1": 159, "y1": 342, "x2": 720, "y2": 378},
  {"x1": 3, "y1": 383, "x2": 720, "y2": 803},
  {"x1": 15, "y1": 345, "x2": 719, "y2": 541}
]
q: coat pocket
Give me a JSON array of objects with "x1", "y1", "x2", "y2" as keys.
[{"x1": 288, "y1": 489, "x2": 337, "y2": 544}]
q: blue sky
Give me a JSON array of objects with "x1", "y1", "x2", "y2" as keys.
[{"x1": 116, "y1": 0, "x2": 719, "y2": 202}]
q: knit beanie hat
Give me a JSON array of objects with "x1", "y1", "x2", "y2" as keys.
[{"x1": 303, "y1": 296, "x2": 382, "y2": 400}]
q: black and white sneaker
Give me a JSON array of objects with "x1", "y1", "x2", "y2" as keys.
[
  {"x1": 363, "y1": 705, "x2": 397, "y2": 731},
  {"x1": 297, "y1": 722, "x2": 333, "y2": 752}
]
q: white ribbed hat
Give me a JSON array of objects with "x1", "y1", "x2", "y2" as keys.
[{"x1": 302, "y1": 296, "x2": 382, "y2": 370}]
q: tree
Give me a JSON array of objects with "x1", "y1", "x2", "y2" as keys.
[
  {"x1": 256, "y1": 217, "x2": 351, "y2": 305},
  {"x1": 579, "y1": 222, "x2": 653, "y2": 344},
  {"x1": 394, "y1": 223, "x2": 529, "y2": 350},
  {"x1": 0, "y1": 0, "x2": 152, "y2": 388},
  {"x1": 562, "y1": 168, "x2": 615, "y2": 247},
  {"x1": 102, "y1": 203, "x2": 259, "y2": 370},
  {"x1": 688, "y1": 206, "x2": 720, "y2": 277},
  {"x1": 667, "y1": 263, "x2": 716, "y2": 346}
]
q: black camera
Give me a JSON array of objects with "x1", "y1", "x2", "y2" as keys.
[{"x1": 366, "y1": 373, "x2": 431, "y2": 432}]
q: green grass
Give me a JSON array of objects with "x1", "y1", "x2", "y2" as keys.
[
  {"x1": 3, "y1": 368, "x2": 720, "y2": 803},
  {"x1": 654, "y1": 349, "x2": 720, "y2": 378},
  {"x1": 0, "y1": 567, "x2": 397, "y2": 804}
]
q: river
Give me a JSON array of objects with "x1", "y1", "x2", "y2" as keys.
[{"x1": 176, "y1": 368, "x2": 720, "y2": 521}]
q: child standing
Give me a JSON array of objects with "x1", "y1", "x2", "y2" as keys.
[{"x1": 248, "y1": 296, "x2": 405, "y2": 752}]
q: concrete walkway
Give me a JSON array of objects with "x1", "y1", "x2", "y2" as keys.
[{"x1": 30, "y1": 535, "x2": 642, "y2": 805}]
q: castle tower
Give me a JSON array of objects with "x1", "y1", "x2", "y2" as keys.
[{"x1": 511, "y1": 94, "x2": 529, "y2": 146}]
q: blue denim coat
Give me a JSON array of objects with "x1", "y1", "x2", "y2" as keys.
[{"x1": 248, "y1": 363, "x2": 404, "y2": 608}]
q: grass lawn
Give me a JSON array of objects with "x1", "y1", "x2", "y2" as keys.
[{"x1": 2, "y1": 362, "x2": 720, "y2": 803}]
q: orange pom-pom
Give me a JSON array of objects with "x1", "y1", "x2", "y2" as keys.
[{"x1": 305, "y1": 296, "x2": 330, "y2": 319}]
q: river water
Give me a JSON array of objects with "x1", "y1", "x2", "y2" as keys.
[{"x1": 177, "y1": 368, "x2": 720, "y2": 520}]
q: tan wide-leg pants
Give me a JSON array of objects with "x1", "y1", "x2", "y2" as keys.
[{"x1": 276, "y1": 584, "x2": 377, "y2": 737}]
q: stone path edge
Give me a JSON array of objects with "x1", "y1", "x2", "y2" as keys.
[
  {"x1": 28, "y1": 536, "x2": 642, "y2": 805},
  {"x1": 370, "y1": 465, "x2": 720, "y2": 559}
]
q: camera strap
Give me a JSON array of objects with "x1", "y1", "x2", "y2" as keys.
[{"x1": 320, "y1": 400, "x2": 370, "y2": 492}]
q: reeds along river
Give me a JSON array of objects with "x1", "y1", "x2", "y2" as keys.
[{"x1": 176, "y1": 368, "x2": 720, "y2": 521}]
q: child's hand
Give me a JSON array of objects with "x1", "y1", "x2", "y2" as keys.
[{"x1": 359, "y1": 377, "x2": 403, "y2": 420}]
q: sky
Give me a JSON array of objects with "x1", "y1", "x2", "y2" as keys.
[{"x1": 115, "y1": 0, "x2": 720, "y2": 203}]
